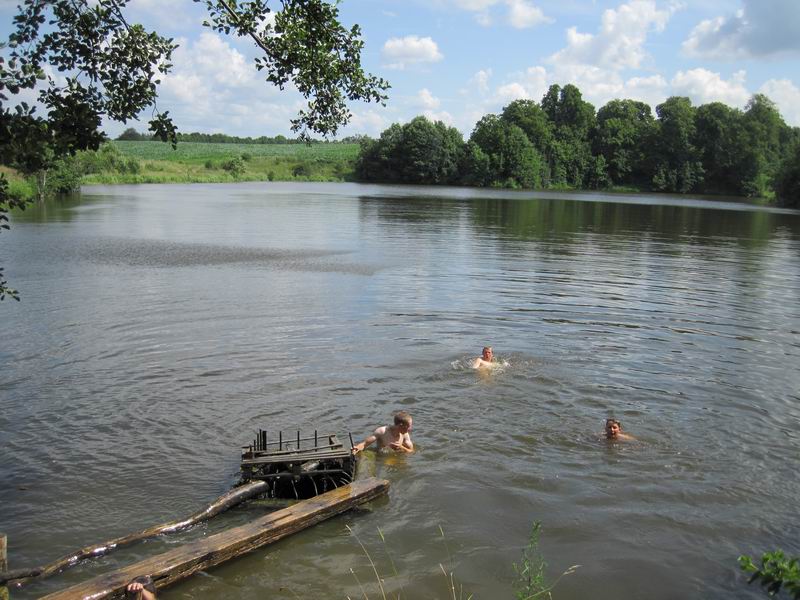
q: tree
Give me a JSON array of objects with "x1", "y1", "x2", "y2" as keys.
[
  {"x1": 469, "y1": 114, "x2": 543, "y2": 188},
  {"x1": 774, "y1": 140, "x2": 800, "y2": 208},
  {"x1": 651, "y1": 96, "x2": 704, "y2": 193},
  {"x1": 692, "y1": 102, "x2": 746, "y2": 194},
  {"x1": 740, "y1": 94, "x2": 791, "y2": 197},
  {"x1": 0, "y1": 0, "x2": 390, "y2": 300},
  {"x1": 540, "y1": 84, "x2": 595, "y2": 187},
  {"x1": 501, "y1": 99, "x2": 554, "y2": 183},
  {"x1": 355, "y1": 116, "x2": 464, "y2": 185},
  {"x1": 593, "y1": 99, "x2": 655, "y2": 186}
]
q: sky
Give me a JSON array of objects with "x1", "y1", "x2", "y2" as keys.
[{"x1": 2, "y1": 0, "x2": 800, "y2": 139}]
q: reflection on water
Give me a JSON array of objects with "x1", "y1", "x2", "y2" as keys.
[{"x1": 1, "y1": 182, "x2": 799, "y2": 599}]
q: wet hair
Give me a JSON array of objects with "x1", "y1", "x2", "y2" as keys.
[
  {"x1": 394, "y1": 411, "x2": 412, "y2": 427},
  {"x1": 606, "y1": 418, "x2": 622, "y2": 429},
  {"x1": 482, "y1": 346, "x2": 492, "y2": 352}
]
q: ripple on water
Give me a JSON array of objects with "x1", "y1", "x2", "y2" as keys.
[{"x1": 2, "y1": 185, "x2": 800, "y2": 599}]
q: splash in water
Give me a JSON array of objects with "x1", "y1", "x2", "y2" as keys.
[{"x1": 450, "y1": 357, "x2": 510, "y2": 371}]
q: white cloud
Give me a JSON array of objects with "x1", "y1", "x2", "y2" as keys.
[
  {"x1": 152, "y1": 32, "x2": 304, "y2": 136},
  {"x1": 453, "y1": 0, "x2": 500, "y2": 10},
  {"x1": 446, "y1": 0, "x2": 550, "y2": 28},
  {"x1": 670, "y1": 68, "x2": 750, "y2": 107},
  {"x1": 683, "y1": 0, "x2": 800, "y2": 59},
  {"x1": 416, "y1": 88, "x2": 441, "y2": 110},
  {"x1": 758, "y1": 79, "x2": 800, "y2": 126},
  {"x1": 622, "y1": 74, "x2": 669, "y2": 107},
  {"x1": 549, "y1": 0, "x2": 677, "y2": 70},
  {"x1": 469, "y1": 69, "x2": 493, "y2": 94},
  {"x1": 423, "y1": 109, "x2": 455, "y2": 125},
  {"x1": 382, "y1": 36, "x2": 444, "y2": 70},
  {"x1": 496, "y1": 82, "x2": 531, "y2": 103},
  {"x1": 343, "y1": 108, "x2": 393, "y2": 137},
  {"x1": 506, "y1": 0, "x2": 552, "y2": 28}
]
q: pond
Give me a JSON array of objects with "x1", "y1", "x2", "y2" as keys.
[{"x1": 1, "y1": 182, "x2": 799, "y2": 599}]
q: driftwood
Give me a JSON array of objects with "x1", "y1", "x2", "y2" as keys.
[
  {"x1": 0, "y1": 480, "x2": 270, "y2": 587},
  {"x1": 41, "y1": 477, "x2": 389, "y2": 600}
]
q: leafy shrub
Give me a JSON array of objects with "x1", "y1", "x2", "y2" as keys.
[
  {"x1": 267, "y1": 170, "x2": 275, "y2": 181},
  {"x1": 204, "y1": 160, "x2": 214, "y2": 170},
  {"x1": 47, "y1": 157, "x2": 82, "y2": 194},
  {"x1": 222, "y1": 156, "x2": 245, "y2": 178},
  {"x1": 240, "y1": 152, "x2": 252, "y2": 162},
  {"x1": 740, "y1": 551, "x2": 800, "y2": 599}
]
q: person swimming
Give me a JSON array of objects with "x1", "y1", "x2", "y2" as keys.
[
  {"x1": 352, "y1": 411, "x2": 414, "y2": 454},
  {"x1": 471, "y1": 346, "x2": 495, "y2": 369},
  {"x1": 604, "y1": 418, "x2": 636, "y2": 441}
]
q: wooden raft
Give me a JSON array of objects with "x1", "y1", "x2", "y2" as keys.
[{"x1": 41, "y1": 477, "x2": 389, "y2": 600}]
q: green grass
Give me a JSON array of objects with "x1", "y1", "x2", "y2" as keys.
[
  {"x1": 112, "y1": 140, "x2": 359, "y2": 163},
  {"x1": 103, "y1": 140, "x2": 360, "y2": 184}
]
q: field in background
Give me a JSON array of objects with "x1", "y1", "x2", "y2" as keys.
[{"x1": 82, "y1": 141, "x2": 361, "y2": 184}]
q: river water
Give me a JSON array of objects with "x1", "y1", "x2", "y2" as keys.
[{"x1": 1, "y1": 182, "x2": 799, "y2": 599}]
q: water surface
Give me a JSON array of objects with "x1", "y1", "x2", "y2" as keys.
[{"x1": 1, "y1": 182, "x2": 799, "y2": 599}]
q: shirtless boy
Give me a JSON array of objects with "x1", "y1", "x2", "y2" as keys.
[
  {"x1": 352, "y1": 411, "x2": 414, "y2": 454},
  {"x1": 605, "y1": 418, "x2": 636, "y2": 441},
  {"x1": 471, "y1": 346, "x2": 495, "y2": 369}
]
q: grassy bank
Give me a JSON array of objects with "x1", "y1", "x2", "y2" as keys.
[{"x1": 87, "y1": 140, "x2": 361, "y2": 184}]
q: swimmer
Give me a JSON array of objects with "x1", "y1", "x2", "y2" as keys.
[
  {"x1": 604, "y1": 418, "x2": 636, "y2": 441},
  {"x1": 352, "y1": 411, "x2": 414, "y2": 454},
  {"x1": 471, "y1": 346, "x2": 495, "y2": 369}
]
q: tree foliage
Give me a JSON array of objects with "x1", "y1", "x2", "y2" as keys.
[
  {"x1": 355, "y1": 116, "x2": 464, "y2": 185},
  {"x1": 774, "y1": 141, "x2": 800, "y2": 208},
  {"x1": 356, "y1": 83, "x2": 798, "y2": 203},
  {"x1": 0, "y1": 0, "x2": 389, "y2": 299}
]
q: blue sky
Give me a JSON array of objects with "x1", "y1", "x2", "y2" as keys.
[{"x1": 2, "y1": 0, "x2": 800, "y2": 138}]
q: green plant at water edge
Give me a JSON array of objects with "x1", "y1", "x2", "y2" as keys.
[
  {"x1": 345, "y1": 525, "x2": 472, "y2": 600},
  {"x1": 514, "y1": 522, "x2": 579, "y2": 600},
  {"x1": 739, "y1": 550, "x2": 800, "y2": 599}
]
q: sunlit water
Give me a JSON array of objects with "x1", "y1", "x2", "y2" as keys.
[{"x1": 1, "y1": 182, "x2": 799, "y2": 599}]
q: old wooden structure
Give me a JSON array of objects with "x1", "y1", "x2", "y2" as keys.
[
  {"x1": 240, "y1": 430, "x2": 357, "y2": 499},
  {"x1": 41, "y1": 478, "x2": 389, "y2": 600}
]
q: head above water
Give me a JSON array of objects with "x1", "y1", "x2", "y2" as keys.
[
  {"x1": 605, "y1": 418, "x2": 622, "y2": 438},
  {"x1": 482, "y1": 346, "x2": 493, "y2": 361},
  {"x1": 394, "y1": 410, "x2": 412, "y2": 432}
]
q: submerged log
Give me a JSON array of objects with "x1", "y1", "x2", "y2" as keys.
[
  {"x1": 0, "y1": 480, "x2": 270, "y2": 587},
  {"x1": 41, "y1": 478, "x2": 389, "y2": 600}
]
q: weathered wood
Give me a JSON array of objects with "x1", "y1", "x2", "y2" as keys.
[
  {"x1": 0, "y1": 481, "x2": 270, "y2": 588},
  {"x1": 41, "y1": 478, "x2": 389, "y2": 600},
  {"x1": 1, "y1": 533, "x2": 8, "y2": 600}
]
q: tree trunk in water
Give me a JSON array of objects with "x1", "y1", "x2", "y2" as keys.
[{"x1": 35, "y1": 170, "x2": 47, "y2": 203}]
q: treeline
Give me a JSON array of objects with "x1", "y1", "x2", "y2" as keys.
[
  {"x1": 116, "y1": 128, "x2": 364, "y2": 145},
  {"x1": 355, "y1": 84, "x2": 800, "y2": 207}
]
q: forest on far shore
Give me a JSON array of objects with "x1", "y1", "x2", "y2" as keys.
[{"x1": 355, "y1": 84, "x2": 800, "y2": 207}]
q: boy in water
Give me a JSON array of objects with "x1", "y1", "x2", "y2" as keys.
[
  {"x1": 472, "y1": 346, "x2": 495, "y2": 369},
  {"x1": 605, "y1": 418, "x2": 636, "y2": 441},
  {"x1": 352, "y1": 411, "x2": 414, "y2": 454}
]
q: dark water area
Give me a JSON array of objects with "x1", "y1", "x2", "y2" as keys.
[{"x1": 1, "y1": 182, "x2": 799, "y2": 599}]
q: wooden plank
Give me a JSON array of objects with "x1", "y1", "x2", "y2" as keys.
[
  {"x1": 41, "y1": 478, "x2": 389, "y2": 600},
  {"x1": 1, "y1": 481, "x2": 271, "y2": 587}
]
